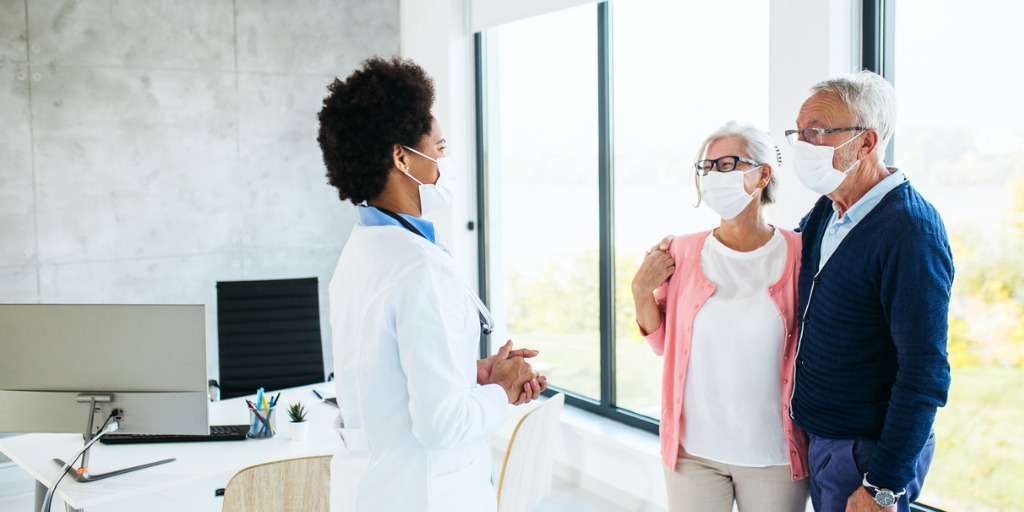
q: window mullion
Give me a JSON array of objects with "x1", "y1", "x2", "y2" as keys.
[
  {"x1": 597, "y1": 1, "x2": 615, "y2": 408},
  {"x1": 474, "y1": 32, "x2": 490, "y2": 359}
]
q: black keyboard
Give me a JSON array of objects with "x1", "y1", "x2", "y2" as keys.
[{"x1": 99, "y1": 425, "x2": 250, "y2": 445}]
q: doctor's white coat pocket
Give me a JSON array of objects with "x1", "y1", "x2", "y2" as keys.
[{"x1": 426, "y1": 441, "x2": 495, "y2": 511}]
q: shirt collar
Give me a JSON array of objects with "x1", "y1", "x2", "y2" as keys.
[
  {"x1": 358, "y1": 205, "x2": 437, "y2": 244},
  {"x1": 833, "y1": 168, "x2": 906, "y2": 223}
]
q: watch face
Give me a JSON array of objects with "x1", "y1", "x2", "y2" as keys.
[{"x1": 875, "y1": 490, "x2": 897, "y2": 507}]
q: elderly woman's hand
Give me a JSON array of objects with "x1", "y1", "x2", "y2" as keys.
[
  {"x1": 632, "y1": 249, "x2": 675, "y2": 298},
  {"x1": 649, "y1": 235, "x2": 674, "y2": 254},
  {"x1": 632, "y1": 247, "x2": 675, "y2": 336}
]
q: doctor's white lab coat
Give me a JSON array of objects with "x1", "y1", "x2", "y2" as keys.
[{"x1": 328, "y1": 223, "x2": 509, "y2": 512}]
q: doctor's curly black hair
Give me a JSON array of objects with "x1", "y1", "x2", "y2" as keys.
[{"x1": 317, "y1": 56, "x2": 436, "y2": 204}]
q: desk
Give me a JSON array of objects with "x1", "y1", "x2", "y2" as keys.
[{"x1": 0, "y1": 383, "x2": 340, "y2": 512}]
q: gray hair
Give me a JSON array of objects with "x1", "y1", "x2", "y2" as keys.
[
  {"x1": 694, "y1": 121, "x2": 781, "y2": 206},
  {"x1": 810, "y1": 70, "x2": 896, "y2": 160}
]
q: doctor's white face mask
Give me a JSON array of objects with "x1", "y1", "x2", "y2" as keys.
[
  {"x1": 401, "y1": 145, "x2": 455, "y2": 214},
  {"x1": 790, "y1": 131, "x2": 864, "y2": 195},
  {"x1": 700, "y1": 167, "x2": 761, "y2": 220}
]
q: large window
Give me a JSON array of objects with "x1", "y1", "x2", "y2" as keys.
[
  {"x1": 477, "y1": 1, "x2": 1021, "y2": 509},
  {"x1": 478, "y1": 4, "x2": 601, "y2": 400},
  {"x1": 886, "y1": 1, "x2": 1024, "y2": 509},
  {"x1": 477, "y1": 0, "x2": 769, "y2": 426}
]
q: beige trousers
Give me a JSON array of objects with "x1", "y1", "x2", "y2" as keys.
[{"x1": 663, "y1": 450, "x2": 809, "y2": 512}]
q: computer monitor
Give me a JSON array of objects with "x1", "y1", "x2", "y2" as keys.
[{"x1": 0, "y1": 304, "x2": 209, "y2": 437}]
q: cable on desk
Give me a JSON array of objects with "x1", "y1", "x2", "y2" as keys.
[{"x1": 41, "y1": 410, "x2": 120, "y2": 512}]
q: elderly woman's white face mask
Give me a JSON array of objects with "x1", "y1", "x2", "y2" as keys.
[{"x1": 700, "y1": 167, "x2": 762, "y2": 220}]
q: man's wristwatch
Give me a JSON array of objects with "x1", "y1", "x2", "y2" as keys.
[{"x1": 862, "y1": 473, "x2": 906, "y2": 507}]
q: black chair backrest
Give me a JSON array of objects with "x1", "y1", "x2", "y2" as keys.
[{"x1": 216, "y1": 278, "x2": 324, "y2": 400}]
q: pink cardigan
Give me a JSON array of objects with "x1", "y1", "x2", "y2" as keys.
[{"x1": 642, "y1": 229, "x2": 809, "y2": 480}]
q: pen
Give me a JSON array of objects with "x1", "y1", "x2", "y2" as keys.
[
  {"x1": 312, "y1": 389, "x2": 324, "y2": 400},
  {"x1": 246, "y1": 401, "x2": 267, "y2": 423},
  {"x1": 265, "y1": 393, "x2": 279, "y2": 436},
  {"x1": 261, "y1": 391, "x2": 270, "y2": 435},
  {"x1": 246, "y1": 400, "x2": 266, "y2": 434}
]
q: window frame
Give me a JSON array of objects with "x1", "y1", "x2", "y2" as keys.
[{"x1": 862, "y1": 0, "x2": 896, "y2": 164}]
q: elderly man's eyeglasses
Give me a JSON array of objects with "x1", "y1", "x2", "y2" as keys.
[
  {"x1": 784, "y1": 127, "x2": 867, "y2": 146},
  {"x1": 694, "y1": 156, "x2": 762, "y2": 176}
]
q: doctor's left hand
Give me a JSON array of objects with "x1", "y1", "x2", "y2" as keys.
[{"x1": 478, "y1": 340, "x2": 546, "y2": 404}]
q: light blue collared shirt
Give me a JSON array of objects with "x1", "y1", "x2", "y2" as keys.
[
  {"x1": 819, "y1": 169, "x2": 906, "y2": 270},
  {"x1": 358, "y1": 205, "x2": 437, "y2": 244}
]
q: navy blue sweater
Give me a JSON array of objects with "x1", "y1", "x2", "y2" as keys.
[{"x1": 792, "y1": 180, "x2": 953, "y2": 492}]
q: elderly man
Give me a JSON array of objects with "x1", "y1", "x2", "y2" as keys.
[{"x1": 786, "y1": 71, "x2": 953, "y2": 512}]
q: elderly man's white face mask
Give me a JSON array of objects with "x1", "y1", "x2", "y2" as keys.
[{"x1": 790, "y1": 131, "x2": 864, "y2": 195}]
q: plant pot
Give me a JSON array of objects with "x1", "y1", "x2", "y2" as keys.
[{"x1": 290, "y1": 421, "x2": 309, "y2": 441}]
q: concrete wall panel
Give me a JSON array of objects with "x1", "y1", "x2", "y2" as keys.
[
  {"x1": 237, "y1": 72, "x2": 354, "y2": 251},
  {"x1": 236, "y1": 0, "x2": 399, "y2": 76},
  {"x1": 26, "y1": 0, "x2": 234, "y2": 69},
  {"x1": 0, "y1": 62, "x2": 35, "y2": 268},
  {"x1": 0, "y1": 0, "x2": 28, "y2": 63},
  {"x1": 31, "y1": 65, "x2": 239, "y2": 263}
]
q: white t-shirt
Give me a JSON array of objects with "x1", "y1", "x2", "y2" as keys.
[{"x1": 681, "y1": 227, "x2": 789, "y2": 467}]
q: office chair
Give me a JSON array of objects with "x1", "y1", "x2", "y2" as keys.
[
  {"x1": 212, "y1": 277, "x2": 325, "y2": 400},
  {"x1": 496, "y1": 393, "x2": 566, "y2": 512},
  {"x1": 221, "y1": 455, "x2": 331, "y2": 512}
]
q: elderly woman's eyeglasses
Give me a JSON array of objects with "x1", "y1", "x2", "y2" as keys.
[
  {"x1": 694, "y1": 156, "x2": 762, "y2": 176},
  {"x1": 784, "y1": 127, "x2": 867, "y2": 146}
]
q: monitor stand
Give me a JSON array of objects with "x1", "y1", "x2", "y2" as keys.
[{"x1": 52, "y1": 394, "x2": 176, "y2": 483}]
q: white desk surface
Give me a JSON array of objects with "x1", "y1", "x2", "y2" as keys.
[{"x1": 0, "y1": 383, "x2": 340, "y2": 510}]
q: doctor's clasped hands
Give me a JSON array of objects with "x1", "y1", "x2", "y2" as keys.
[{"x1": 478, "y1": 339, "x2": 548, "y2": 405}]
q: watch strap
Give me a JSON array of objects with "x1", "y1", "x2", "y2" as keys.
[{"x1": 862, "y1": 473, "x2": 906, "y2": 498}]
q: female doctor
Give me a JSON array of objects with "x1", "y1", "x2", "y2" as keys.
[{"x1": 317, "y1": 57, "x2": 547, "y2": 512}]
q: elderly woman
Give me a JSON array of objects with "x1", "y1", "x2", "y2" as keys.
[
  {"x1": 632, "y1": 122, "x2": 809, "y2": 512},
  {"x1": 317, "y1": 57, "x2": 545, "y2": 512}
]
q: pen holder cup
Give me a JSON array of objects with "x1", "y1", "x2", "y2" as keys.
[{"x1": 247, "y1": 407, "x2": 276, "y2": 439}]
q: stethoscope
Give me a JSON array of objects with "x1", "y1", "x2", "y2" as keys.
[{"x1": 374, "y1": 207, "x2": 494, "y2": 336}]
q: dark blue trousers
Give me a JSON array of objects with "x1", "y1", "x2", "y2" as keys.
[{"x1": 807, "y1": 432, "x2": 936, "y2": 512}]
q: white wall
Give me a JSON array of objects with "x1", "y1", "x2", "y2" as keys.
[{"x1": 770, "y1": 0, "x2": 859, "y2": 226}]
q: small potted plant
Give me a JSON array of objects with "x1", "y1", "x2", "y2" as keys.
[{"x1": 287, "y1": 402, "x2": 309, "y2": 441}]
